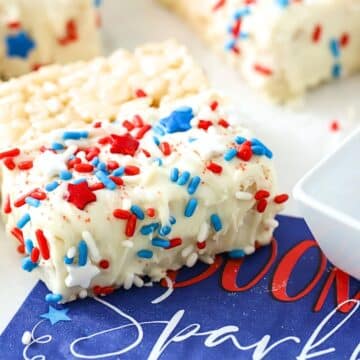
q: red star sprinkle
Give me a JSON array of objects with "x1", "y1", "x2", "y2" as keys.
[
  {"x1": 66, "y1": 182, "x2": 97, "y2": 210},
  {"x1": 110, "y1": 134, "x2": 139, "y2": 156}
]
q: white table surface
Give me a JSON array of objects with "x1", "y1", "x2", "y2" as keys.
[{"x1": 1, "y1": 0, "x2": 359, "y2": 334}]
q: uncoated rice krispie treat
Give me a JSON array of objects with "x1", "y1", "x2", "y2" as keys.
[
  {"x1": 0, "y1": 0, "x2": 101, "y2": 79},
  {"x1": 159, "y1": 0, "x2": 360, "y2": 101}
]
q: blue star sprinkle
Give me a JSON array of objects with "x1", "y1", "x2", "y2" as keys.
[
  {"x1": 40, "y1": 306, "x2": 71, "y2": 325},
  {"x1": 159, "y1": 106, "x2": 194, "y2": 134},
  {"x1": 6, "y1": 31, "x2": 35, "y2": 59}
]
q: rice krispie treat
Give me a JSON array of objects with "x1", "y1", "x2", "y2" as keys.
[
  {"x1": 1, "y1": 90, "x2": 288, "y2": 303},
  {"x1": 159, "y1": 0, "x2": 360, "y2": 101},
  {"x1": 0, "y1": 0, "x2": 101, "y2": 79},
  {"x1": 0, "y1": 40, "x2": 208, "y2": 148}
]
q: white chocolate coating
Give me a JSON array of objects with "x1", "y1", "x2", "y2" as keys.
[{"x1": 160, "y1": 0, "x2": 360, "y2": 101}]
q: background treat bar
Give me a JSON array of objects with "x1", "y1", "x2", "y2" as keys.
[
  {"x1": 159, "y1": 0, "x2": 360, "y2": 101},
  {"x1": 0, "y1": 89, "x2": 287, "y2": 303},
  {"x1": 0, "y1": 40, "x2": 208, "y2": 149},
  {"x1": 0, "y1": 0, "x2": 101, "y2": 79}
]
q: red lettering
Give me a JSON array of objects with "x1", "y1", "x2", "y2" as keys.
[
  {"x1": 314, "y1": 267, "x2": 360, "y2": 313},
  {"x1": 161, "y1": 256, "x2": 223, "y2": 288},
  {"x1": 272, "y1": 240, "x2": 327, "y2": 302},
  {"x1": 221, "y1": 238, "x2": 278, "y2": 292}
]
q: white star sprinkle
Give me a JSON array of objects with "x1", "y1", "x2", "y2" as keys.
[{"x1": 65, "y1": 261, "x2": 100, "y2": 288}]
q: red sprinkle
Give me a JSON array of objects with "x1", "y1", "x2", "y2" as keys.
[
  {"x1": 67, "y1": 182, "x2": 97, "y2": 210},
  {"x1": 237, "y1": 141, "x2": 253, "y2": 161},
  {"x1": 340, "y1": 33, "x2": 350, "y2": 47},
  {"x1": 107, "y1": 161, "x2": 119, "y2": 171},
  {"x1": 159, "y1": 142, "x2": 171, "y2": 156},
  {"x1": 253, "y1": 64, "x2": 273, "y2": 76},
  {"x1": 89, "y1": 182, "x2": 105, "y2": 191},
  {"x1": 124, "y1": 165, "x2": 140, "y2": 176},
  {"x1": 146, "y1": 208, "x2": 155, "y2": 218},
  {"x1": 14, "y1": 189, "x2": 40, "y2": 207},
  {"x1": 142, "y1": 149, "x2": 151, "y2": 158},
  {"x1": 58, "y1": 19, "x2": 78, "y2": 45},
  {"x1": 218, "y1": 119, "x2": 229, "y2": 128},
  {"x1": 312, "y1": 24, "x2": 322, "y2": 43},
  {"x1": 113, "y1": 209, "x2": 131, "y2": 220},
  {"x1": 98, "y1": 136, "x2": 112, "y2": 145},
  {"x1": 11, "y1": 227, "x2": 24, "y2": 247},
  {"x1": 3, "y1": 158, "x2": 16, "y2": 170},
  {"x1": 135, "y1": 89, "x2": 147, "y2": 98},
  {"x1": 257, "y1": 199, "x2": 268, "y2": 213},
  {"x1": 93, "y1": 122, "x2": 102, "y2": 128},
  {"x1": 30, "y1": 190, "x2": 47, "y2": 201},
  {"x1": 93, "y1": 285, "x2": 114, "y2": 296},
  {"x1": 0, "y1": 148, "x2": 20, "y2": 160},
  {"x1": 166, "y1": 237, "x2": 182, "y2": 249},
  {"x1": 68, "y1": 157, "x2": 82, "y2": 169},
  {"x1": 3, "y1": 195, "x2": 11, "y2": 214},
  {"x1": 35, "y1": 229, "x2": 50, "y2": 260},
  {"x1": 274, "y1": 194, "x2": 289, "y2": 204},
  {"x1": 135, "y1": 124, "x2": 152, "y2": 140},
  {"x1": 198, "y1": 120, "x2": 213, "y2": 131},
  {"x1": 210, "y1": 101, "x2": 218, "y2": 111},
  {"x1": 74, "y1": 163, "x2": 94, "y2": 173},
  {"x1": 197, "y1": 242, "x2": 206, "y2": 250},
  {"x1": 99, "y1": 259, "x2": 110, "y2": 269},
  {"x1": 133, "y1": 115, "x2": 144, "y2": 128},
  {"x1": 254, "y1": 190, "x2": 270, "y2": 200},
  {"x1": 7, "y1": 21, "x2": 21, "y2": 29},
  {"x1": 109, "y1": 176, "x2": 124, "y2": 186},
  {"x1": 126, "y1": 214, "x2": 137, "y2": 237},
  {"x1": 212, "y1": 0, "x2": 226, "y2": 11},
  {"x1": 206, "y1": 161, "x2": 223, "y2": 174},
  {"x1": 122, "y1": 120, "x2": 135, "y2": 131},
  {"x1": 330, "y1": 120, "x2": 340, "y2": 132},
  {"x1": 30, "y1": 247, "x2": 40, "y2": 263},
  {"x1": 85, "y1": 147, "x2": 100, "y2": 161}
]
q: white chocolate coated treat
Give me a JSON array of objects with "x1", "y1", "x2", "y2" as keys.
[
  {"x1": 1, "y1": 91, "x2": 287, "y2": 302},
  {"x1": 0, "y1": 0, "x2": 101, "y2": 79},
  {"x1": 160, "y1": 0, "x2": 360, "y2": 101}
]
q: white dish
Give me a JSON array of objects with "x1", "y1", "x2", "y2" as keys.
[{"x1": 293, "y1": 127, "x2": 360, "y2": 280}]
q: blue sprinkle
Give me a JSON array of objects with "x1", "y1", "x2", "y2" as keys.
[
  {"x1": 69, "y1": 155, "x2": 75, "y2": 160},
  {"x1": 78, "y1": 240, "x2": 88, "y2": 266},
  {"x1": 91, "y1": 157, "x2": 100, "y2": 167},
  {"x1": 224, "y1": 148, "x2": 237, "y2": 161},
  {"x1": 95, "y1": 170, "x2": 116, "y2": 190},
  {"x1": 59, "y1": 170, "x2": 72, "y2": 181},
  {"x1": 140, "y1": 223, "x2": 159, "y2": 235},
  {"x1": 153, "y1": 136, "x2": 161, "y2": 146},
  {"x1": 332, "y1": 63, "x2": 342, "y2": 78},
  {"x1": 188, "y1": 176, "x2": 201, "y2": 195},
  {"x1": 153, "y1": 158, "x2": 163, "y2": 166},
  {"x1": 239, "y1": 32, "x2": 249, "y2": 40},
  {"x1": 225, "y1": 39, "x2": 236, "y2": 51},
  {"x1": 210, "y1": 214, "x2": 223, "y2": 232},
  {"x1": 177, "y1": 171, "x2": 190, "y2": 186},
  {"x1": 17, "y1": 213, "x2": 31, "y2": 229},
  {"x1": 112, "y1": 166, "x2": 125, "y2": 177},
  {"x1": 188, "y1": 137, "x2": 198, "y2": 143},
  {"x1": 159, "y1": 106, "x2": 193, "y2": 134},
  {"x1": 251, "y1": 145, "x2": 265, "y2": 156},
  {"x1": 131, "y1": 205, "x2": 145, "y2": 220},
  {"x1": 235, "y1": 136, "x2": 247, "y2": 145},
  {"x1": 25, "y1": 239, "x2": 34, "y2": 254},
  {"x1": 251, "y1": 139, "x2": 273, "y2": 159},
  {"x1": 62, "y1": 131, "x2": 89, "y2": 140},
  {"x1": 45, "y1": 293, "x2": 63, "y2": 303},
  {"x1": 97, "y1": 161, "x2": 107, "y2": 172},
  {"x1": 184, "y1": 198, "x2": 198, "y2": 217},
  {"x1": 234, "y1": 7, "x2": 251, "y2": 19},
  {"x1": 94, "y1": 0, "x2": 102, "y2": 7},
  {"x1": 21, "y1": 257, "x2": 38, "y2": 272},
  {"x1": 6, "y1": 31, "x2": 35, "y2": 59},
  {"x1": 152, "y1": 238, "x2": 170, "y2": 248},
  {"x1": 51, "y1": 142, "x2": 65, "y2": 151},
  {"x1": 329, "y1": 38, "x2": 340, "y2": 58},
  {"x1": 153, "y1": 125, "x2": 166, "y2": 136},
  {"x1": 25, "y1": 197, "x2": 40, "y2": 208},
  {"x1": 170, "y1": 168, "x2": 179, "y2": 182},
  {"x1": 228, "y1": 249, "x2": 246, "y2": 259},
  {"x1": 45, "y1": 181, "x2": 59, "y2": 192},
  {"x1": 169, "y1": 216, "x2": 176, "y2": 225},
  {"x1": 159, "y1": 225, "x2": 172, "y2": 237},
  {"x1": 137, "y1": 249, "x2": 153, "y2": 259},
  {"x1": 276, "y1": 0, "x2": 290, "y2": 8},
  {"x1": 72, "y1": 178, "x2": 87, "y2": 185},
  {"x1": 64, "y1": 256, "x2": 74, "y2": 265}
]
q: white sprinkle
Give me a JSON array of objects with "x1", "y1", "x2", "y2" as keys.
[
  {"x1": 144, "y1": 282, "x2": 153, "y2": 287},
  {"x1": 197, "y1": 222, "x2": 209, "y2": 243},
  {"x1": 82, "y1": 231, "x2": 101, "y2": 262},
  {"x1": 124, "y1": 273, "x2": 134, "y2": 290},
  {"x1": 21, "y1": 331, "x2": 32, "y2": 345},
  {"x1": 181, "y1": 245, "x2": 194, "y2": 258},
  {"x1": 244, "y1": 245, "x2": 255, "y2": 255},
  {"x1": 263, "y1": 218, "x2": 279, "y2": 229},
  {"x1": 200, "y1": 255, "x2": 215, "y2": 264},
  {"x1": 67, "y1": 246, "x2": 76, "y2": 258},
  {"x1": 62, "y1": 145, "x2": 77, "y2": 161},
  {"x1": 133, "y1": 275, "x2": 144, "y2": 288},
  {"x1": 79, "y1": 289, "x2": 88, "y2": 299},
  {"x1": 122, "y1": 240, "x2": 134, "y2": 248},
  {"x1": 235, "y1": 191, "x2": 253, "y2": 200},
  {"x1": 186, "y1": 252, "x2": 199, "y2": 267}
]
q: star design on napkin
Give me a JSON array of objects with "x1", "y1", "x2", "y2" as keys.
[
  {"x1": 41, "y1": 306, "x2": 71, "y2": 325},
  {"x1": 65, "y1": 261, "x2": 100, "y2": 288},
  {"x1": 6, "y1": 31, "x2": 35, "y2": 59}
]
